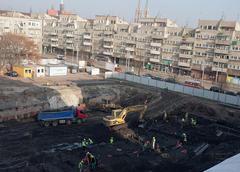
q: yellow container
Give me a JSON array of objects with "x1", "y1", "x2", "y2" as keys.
[{"x1": 13, "y1": 66, "x2": 33, "y2": 78}]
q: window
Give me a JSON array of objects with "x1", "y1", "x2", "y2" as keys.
[{"x1": 38, "y1": 69, "x2": 40, "y2": 73}]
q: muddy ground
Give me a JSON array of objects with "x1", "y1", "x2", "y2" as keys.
[{"x1": 0, "y1": 78, "x2": 240, "y2": 172}]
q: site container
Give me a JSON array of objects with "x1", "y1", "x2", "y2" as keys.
[
  {"x1": 45, "y1": 64, "x2": 68, "y2": 76},
  {"x1": 13, "y1": 66, "x2": 33, "y2": 78}
]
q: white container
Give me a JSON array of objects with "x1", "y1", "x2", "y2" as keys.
[
  {"x1": 45, "y1": 65, "x2": 68, "y2": 76},
  {"x1": 79, "y1": 61, "x2": 86, "y2": 69},
  {"x1": 35, "y1": 66, "x2": 45, "y2": 77},
  {"x1": 105, "y1": 62, "x2": 115, "y2": 71},
  {"x1": 91, "y1": 68, "x2": 100, "y2": 75}
]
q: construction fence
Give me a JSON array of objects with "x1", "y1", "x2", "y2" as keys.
[{"x1": 105, "y1": 72, "x2": 240, "y2": 107}]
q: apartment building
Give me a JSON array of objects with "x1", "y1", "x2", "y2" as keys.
[
  {"x1": 2, "y1": 1, "x2": 240, "y2": 86},
  {"x1": 192, "y1": 20, "x2": 240, "y2": 84},
  {"x1": 0, "y1": 11, "x2": 43, "y2": 52}
]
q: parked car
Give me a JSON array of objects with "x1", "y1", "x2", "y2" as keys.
[
  {"x1": 142, "y1": 74, "x2": 154, "y2": 79},
  {"x1": 164, "y1": 78, "x2": 176, "y2": 83},
  {"x1": 237, "y1": 92, "x2": 240, "y2": 96},
  {"x1": 5, "y1": 71, "x2": 18, "y2": 77},
  {"x1": 152, "y1": 76, "x2": 164, "y2": 81},
  {"x1": 184, "y1": 80, "x2": 203, "y2": 89},
  {"x1": 124, "y1": 71, "x2": 135, "y2": 75},
  {"x1": 56, "y1": 54, "x2": 65, "y2": 60},
  {"x1": 209, "y1": 86, "x2": 224, "y2": 93},
  {"x1": 225, "y1": 91, "x2": 236, "y2": 96}
]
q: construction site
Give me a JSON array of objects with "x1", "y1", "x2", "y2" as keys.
[{"x1": 0, "y1": 75, "x2": 240, "y2": 172}]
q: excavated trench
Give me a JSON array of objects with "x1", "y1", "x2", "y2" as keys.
[{"x1": 1, "y1": 78, "x2": 240, "y2": 172}]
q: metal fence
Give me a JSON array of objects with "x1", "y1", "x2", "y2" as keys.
[{"x1": 105, "y1": 72, "x2": 240, "y2": 107}]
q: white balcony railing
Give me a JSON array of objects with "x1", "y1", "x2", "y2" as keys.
[
  {"x1": 83, "y1": 42, "x2": 92, "y2": 46},
  {"x1": 66, "y1": 40, "x2": 73, "y2": 44},
  {"x1": 215, "y1": 40, "x2": 231, "y2": 45},
  {"x1": 51, "y1": 38, "x2": 58, "y2": 42},
  {"x1": 104, "y1": 38, "x2": 114, "y2": 42},
  {"x1": 103, "y1": 51, "x2": 113, "y2": 56},
  {"x1": 179, "y1": 53, "x2": 193, "y2": 59},
  {"x1": 212, "y1": 66, "x2": 227, "y2": 73},
  {"x1": 66, "y1": 46, "x2": 74, "y2": 50},
  {"x1": 150, "y1": 50, "x2": 161, "y2": 55},
  {"x1": 150, "y1": 58, "x2": 160, "y2": 63},
  {"x1": 213, "y1": 57, "x2": 228, "y2": 63},
  {"x1": 125, "y1": 47, "x2": 135, "y2": 52},
  {"x1": 179, "y1": 45, "x2": 193, "y2": 51},
  {"x1": 150, "y1": 42, "x2": 162, "y2": 47},
  {"x1": 66, "y1": 34, "x2": 74, "y2": 38},
  {"x1": 103, "y1": 45, "x2": 114, "y2": 49},
  {"x1": 178, "y1": 62, "x2": 191, "y2": 67},
  {"x1": 215, "y1": 49, "x2": 229, "y2": 54},
  {"x1": 51, "y1": 43, "x2": 58, "y2": 47},
  {"x1": 83, "y1": 35, "x2": 91, "y2": 39}
]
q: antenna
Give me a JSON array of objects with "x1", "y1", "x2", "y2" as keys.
[
  {"x1": 237, "y1": 13, "x2": 240, "y2": 21},
  {"x1": 221, "y1": 11, "x2": 225, "y2": 20},
  {"x1": 155, "y1": 11, "x2": 160, "y2": 18}
]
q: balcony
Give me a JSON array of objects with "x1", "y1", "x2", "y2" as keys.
[
  {"x1": 152, "y1": 35, "x2": 167, "y2": 39},
  {"x1": 126, "y1": 40, "x2": 136, "y2": 45},
  {"x1": 66, "y1": 34, "x2": 74, "y2": 38},
  {"x1": 215, "y1": 49, "x2": 229, "y2": 54},
  {"x1": 191, "y1": 64, "x2": 202, "y2": 71},
  {"x1": 150, "y1": 50, "x2": 161, "y2": 55},
  {"x1": 178, "y1": 62, "x2": 191, "y2": 68},
  {"x1": 83, "y1": 48, "x2": 92, "y2": 53},
  {"x1": 83, "y1": 42, "x2": 92, "y2": 46},
  {"x1": 104, "y1": 31, "x2": 113, "y2": 35},
  {"x1": 66, "y1": 46, "x2": 74, "y2": 50},
  {"x1": 179, "y1": 45, "x2": 193, "y2": 51},
  {"x1": 179, "y1": 53, "x2": 193, "y2": 59},
  {"x1": 51, "y1": 38, "x2": 58, "y2": 42},
  {"x1": 213, "y1": 57, "x2": 228, "y2": 63},
  {"x1": 103, "y1": 38, "x2": 113, "y2": 42},
  {"x1": 51, "y1": 43, "x2": 58, "y2": 47},
  {"x1": 66, "y1": 40, "x2": 73, "y2": 44},
  {"x1": 150, "y1": 42, "x2": 162, "y2": 47},
  {"x1": 212, "y1": 66, "x2": 227, "y2": 73},
  {"x1": 103, "y1": 45, "x2": 114, "y2": 49},
  {"x1": 125, "y1": 47, "x2": 135, "y2": 52},
  {"x1": 215, "y1": 40, "x2": 231, "y2": 45},
  {"x1": 162, "y1": 56, "x2": 173, "y2": 61},
  {"x1": 150, "y1": 58, "x2": 160, "y2": 63},
  {"x1": 103, "y1": 51, "x2": 113, "y2": 56},
  {"x1": 227, "y1": 69, "x2": 240, "y2": 76},
  {"x1": 49, "y1": 32, "x2": 57, "y2": 36},
  {"x1": 83, "y1": 35, "x2": 91, "y2": 39}
]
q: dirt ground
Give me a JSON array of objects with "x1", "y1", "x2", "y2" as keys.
[{"x1": 1, "y1": 77, "x2": 240, "y2": 172}]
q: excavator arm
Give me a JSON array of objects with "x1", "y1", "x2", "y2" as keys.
[
  {"x1": 103, "y1": 105, "x2": 147, "y2": 127},
  {"x1": 119, "y1": 105, "x2": 147, "y2": 121}
]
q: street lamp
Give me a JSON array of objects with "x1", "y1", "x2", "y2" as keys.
[{"x1": 201, "y1": 61, "x2": 206, "y2": 87}]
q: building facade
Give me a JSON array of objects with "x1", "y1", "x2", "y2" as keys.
[
  {"x1": 1, "y1": 2, "x2": 240, "y2": 85},
  {"x1": 0, "y1": 11, "x2": 43, "y2": 52}
]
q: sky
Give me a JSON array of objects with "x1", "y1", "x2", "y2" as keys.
[{"x1": 1, "y1": 0, "x2": 240, "y2": 27}]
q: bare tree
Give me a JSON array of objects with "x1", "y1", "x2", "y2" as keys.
[{"x1": 0, "y1": 33, "x2": 40, "y2": 72}]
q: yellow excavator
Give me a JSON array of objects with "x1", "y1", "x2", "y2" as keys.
[{"x1": 103, "y1": 105, "x2": 147, "y2": 127}]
